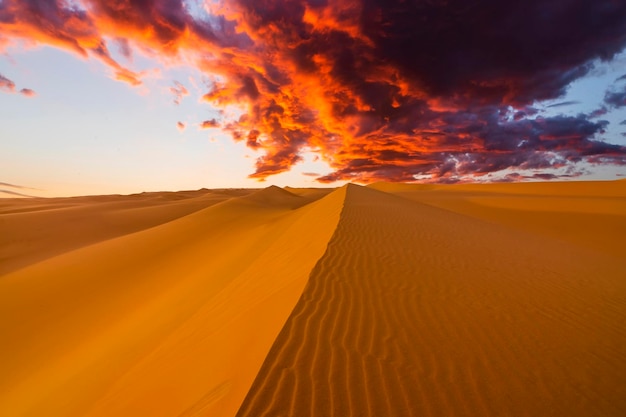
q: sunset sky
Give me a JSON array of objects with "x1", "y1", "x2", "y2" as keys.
[{"x1": 1, "y1": 0, "x2": 625, "y2": 197}]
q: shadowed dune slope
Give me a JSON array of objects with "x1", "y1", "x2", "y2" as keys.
[
  {"x1": 0, "y1": 186, "x2": 345, "y2": 417},
  {"x1": 0, "y1": 190, "x2": 241, "y2": 275},
  {"x1": 368, "y1": 180, "x2": 626, "y2": 258},
  {"x1": 369, "y1": 179, "x2": 626, "y2": 197},
  {"x1": 237, "y1": 184, "x2": 626, "y2": 417},
  {"x1": 284, "y1": 187, "x2": 335, "y2": 201}
]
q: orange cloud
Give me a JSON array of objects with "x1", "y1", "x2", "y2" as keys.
[
  {"x1": 19, "y1": 88, "x2": 36, "y2": 97},
  {"x1": 170, "y1": 81, "x2": 189, "y2": 105},
  {"x1": 0, "y1": 72, "x2": 36, "y2": 97},
  {"x1": 0, "y1": 1, "x2": 141, "y2": 86},
  {"x1": 200, "y1": 119, "x2": 220, "y2": 129},
  {"x1": 0, "y1": 73, "x2": 16, "y2": 92},
  {"x1": 2, "y1": 0, "x2": 626, "y2": 182}
]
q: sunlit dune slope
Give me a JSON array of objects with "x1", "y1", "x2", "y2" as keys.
[
  {"x1": 0, "y1": 186, "x2": 344, "y2": 417},
  {"x1": 238, "y1": 183, "x2": 626, "y2": 417},
  {"x1": 0, "y1": 189, "x2": 245, "y2": 275},
  {"x1": 1, "y1": 181, "x2": 625, "y2": 417},
  {"x1": 369, "y1": 180, "x2": 626, "y2": 257}
]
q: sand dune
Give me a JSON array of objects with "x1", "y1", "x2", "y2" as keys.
[
  {"x1": 1, "y1": 181, "x2": 625, "y2": 416},
  {"x1": 238, "y1": 183, "x2": 626, "y2": 416},
  {"x1": 369, "y1": 180, "x2": 626, "y2": 257},
  {"x1": 0, "y1": 186, "x2": 343, "y2": 416},
  {"x1": 0, "y1": 190, "x2": 240, "y2": 275},
  {"x1": 283, "y1": 186, "x2": 335, "y2": 201}
]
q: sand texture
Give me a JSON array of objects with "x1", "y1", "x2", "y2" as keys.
[{"x1": 1, "y1": 181, "x2": 625, "y2": 416}]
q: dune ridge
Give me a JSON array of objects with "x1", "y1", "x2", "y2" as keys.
[
  {"x1": 237, "y1": 184, "x2": 626, "y2": 417},
  {"x1": 368, "y1": 180, "x2": 626, "y2": 258},
  {"x1": 0, "y1": 186, "x2": 345, "y2": 417},
  {"x1": 1, "y1": 181, "x2": 625, "y2": 416},
  {"x1": 0, "y1": 190, "x2": 240, "y2": 275}
]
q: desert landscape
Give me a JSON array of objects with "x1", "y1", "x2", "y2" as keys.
[
  {"x1": 3, "y1": 0, "x2": 626, "y2": 415},
  {"x1": 1, "y1": 180, "x2": 625, "y2": 416}
]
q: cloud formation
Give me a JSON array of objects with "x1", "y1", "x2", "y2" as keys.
[
  {"x1": 0, "y1": 73, "x2": 16, "y2": 92},
  {"x1": 0, "y1": 189, "x2": 36, "y2": 197},
  {"x1": 170, "y1": 81, "x2": 189, "y2": 105},
  {"x1": 0, "y1": 72, "x2": 36, "y2": 96},
  {"x1": 605, "y1": 86, "x2": 626, "y2": 108},
  {"x1": 1, "y1": 0, "x2": 626, "y2": 182},
  {"x1": 19, "y1": 88, "x2": 36, "y2": 97},
  {"x1": 0, "y1": 181, "x2": 38, "y2": 189},
  {"x1": 547, "y1": 101, "x2": 580, "y2": 109},
  {"x1": 0, "y1": 181, "x2": 40, "y2": 197},
  {"x1": 0, "y1": 0, "x2": 142, "y2": 85},
  {"x1": 200, "y1": 119, "x2": 220, "y2": 129}
]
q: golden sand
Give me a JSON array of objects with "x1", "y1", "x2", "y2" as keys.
[{"x1": 1, "y1": 181, "x2": 625, "y2": 416}]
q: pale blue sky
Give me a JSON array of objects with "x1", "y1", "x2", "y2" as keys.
[
  {"x1": 1, "y1": 44, "x2": 625, "y2": 196},
  {"x1": 2, "y1": 1, "x2": 626, "y2": 197},
  {"x1": 1, "y1": 45, "x2": 337, "y2": 196}
]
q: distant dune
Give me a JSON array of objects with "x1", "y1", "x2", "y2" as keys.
[{"x1": 1, "y1": 181, "x2": 625, "y2": 416}]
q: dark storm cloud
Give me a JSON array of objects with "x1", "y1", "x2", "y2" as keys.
[
  {"x1": 211, "y1": 0, "x2": 626, "y2": 181},
  {"x1": 547, "y1": 101, "x2": 581, "y2": 108},
  {"x1": 319, "y1": 111, "x2": 625, "y2": 183},
  {"x1": 358, "y1": 0, "x2": 626, "y2": 106},
  {"x1": 605, "y1": 86, "x2": 626, "y2": 108},
  {"x1": 589, "y1": 107, "x2": 609, "y2": 118},
  {"x1": 2, "y1": 0, "x2": 626, "y2": 182}
]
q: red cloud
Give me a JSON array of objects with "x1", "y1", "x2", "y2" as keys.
[
  {"x1": 170, "y1": 81, "x2": 189, "y2": 105},
  {"x1": 0, "y1": 73, "x2": 36, "y2": 97},
  {"x1": 200, "y1": 119, "x2": 220, "y2": 129},
  {"x1": 0, "y1": 0, "x2": 141, "y2": 86},
  {"x1": 1, "y1": 0, "x2": 626, "y2": 182},
  {"x1": 19, "y1": 88, "x2": 36, "y2": 97},
  {"x1": 0, "y1": 73, "x2": 16, "y2": 92}
]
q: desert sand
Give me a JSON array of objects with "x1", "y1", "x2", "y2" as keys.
[{"x1": 1, "y1": 181, "x2": 625, "y2": 416}]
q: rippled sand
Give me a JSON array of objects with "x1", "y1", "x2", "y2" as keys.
[{"x1": 1, "y1": 181, "x2": 625, "y2": 416}]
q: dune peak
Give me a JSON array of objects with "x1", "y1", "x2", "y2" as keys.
[
  {"x1": 240, "y1": 185, "x2": 305, "y2": 208},
  {"x1": 1, "y1": 181, "x2": 625, "y2": 417}
]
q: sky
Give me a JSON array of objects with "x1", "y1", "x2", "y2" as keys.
[{"x1": 1, "y1": 0, "x2": 625, "y2": 197}]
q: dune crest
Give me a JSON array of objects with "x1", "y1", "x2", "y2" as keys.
[
  {"x1": 240, "y1": 185, "x2": 307, "y2": 209},
  {"x1": 237, "y1": 183, "x2": 626, "y2": 416},
  {"x1": 369, "y1": 180, "x2": 626, "y2": 257},
  {"x1": 0, "y1": 190, "x2": 235, "y2": 275},
  {"x1": 1, "y1": 181, "x2": 625, "y2": 417},
  {"x1": 0, "y1": 186, "x2": 345, "y2": 417}
]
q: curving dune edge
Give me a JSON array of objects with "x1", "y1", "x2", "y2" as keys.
[{"x1": 1, "y1": 181, "x2": 625, "y2": 416}]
